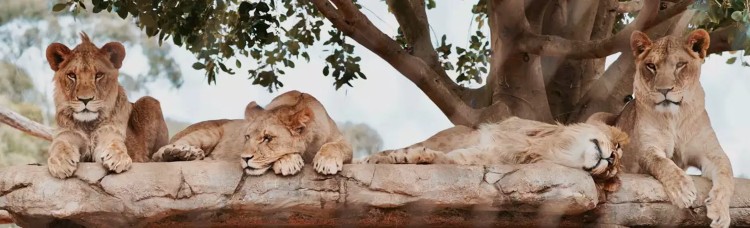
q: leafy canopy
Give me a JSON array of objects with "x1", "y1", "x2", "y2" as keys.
[{"x1": 54, "y1": 0, "x2": 750, "y2": 91}]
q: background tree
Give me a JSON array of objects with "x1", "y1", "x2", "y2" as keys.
[
  {"x1": 338, "y1": 122, "x2": 384, "y2": 159},
  {"x1": 45, "y1": 0, "x2": 750, "y2": 126}
]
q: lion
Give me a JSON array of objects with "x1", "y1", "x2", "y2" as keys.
[
  {"x1": 590, "y1": 29, "x2": 734, "y2": 228},
  {"x1": 152, "y1": 90, "x2": 353, "y2": 176},
  {"x1": 45, "y1": 33, "x2": 169, "y2": 178},
  {"x1": 363, "y1": 116, "x2": 628, "y2": 192}
]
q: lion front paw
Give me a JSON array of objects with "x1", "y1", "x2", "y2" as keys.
[
  {"x1": 152, "y1": 144, "x2": 205, "y2": 162},
  {"x1": 362, "y1": 150, "x2": 398, "y2": 164},
  {"x1": 313, "y1": 150, "x2": 344, "y2": 175},
  {"x1": 47, "y1": 142, "x2": 80, "y2": 179},
  {"x1": 706, "y1": 187, "x2": 731, "y2": 228},
  {"x1": 273, "y1": 153, "x2": 304, "y2": 176},
  {"x1": 662, "y1": 173, "x2": 697, "y2": 208},
  {"x1": 98, "y1": 142, "x2": 132, "y2": 173}
]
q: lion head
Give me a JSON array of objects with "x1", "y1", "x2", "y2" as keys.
[
  {"x1": 46, "y1": 32, "x2": 126, "y2": 123},
  {"x1": 630, "y1": 29, "x2": 710, "y2": 114},
  {"x1": 240, "y1": 100, "x2": 315, "y2": 175}
]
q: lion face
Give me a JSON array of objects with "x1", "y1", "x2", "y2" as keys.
[
  {"x1": 240, "y1": 105, "x2": 313, "y2": 175},
  {"x1": 630, "y1": 29, "x2": 710, "y2": 114},
  {"x1": 46, "y1": 33, "x2": 126, "y2": 122}
]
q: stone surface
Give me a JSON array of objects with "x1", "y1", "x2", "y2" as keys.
[{"x1": 0, "y1": 161, "x2": 747, "y2": 227}]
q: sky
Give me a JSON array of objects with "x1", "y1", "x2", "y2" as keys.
[{"x1": 6, "y1": 1, "x2": 750, "y2": 177}]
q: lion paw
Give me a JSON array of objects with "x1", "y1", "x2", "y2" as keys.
[
  {"x1": 47, "y1": 142, "x2": 80, "y2": 179},
  {"x1": 98, "y1": 142, "x2": 132, "y2": 174},
  {"x1": 153, "y1": 144, "x2": 205, "y2": 162},
  {"x1": 273, "y1": 153, "x2": 304, "y2": 176},
  {"x1": 362, "y1": 150, "x2": 398, "y2": 164},
  {"x1": 662, "y1": 173, "x2": 697, "y2": 208},
  {"x1": 363, "y1": 147, "x2": 436, "y2": 164},
  {"x1": 706, "y1": 188, "x2": 731, "y2": 228},
  {"x1": 313, "y1": 150, "x2": 344, "y2": 175}
]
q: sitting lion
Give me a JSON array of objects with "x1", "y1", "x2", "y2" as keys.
[
  {"x1": 363, "y1": 116, "x2": 628, "y2": 192},
  {"x1": 591, "y1": 29, "x2": 734, "y2": 228},
  {"x1": 45, "y1": 33, "x2": 168, "y2": 178},
  {"x1": 153, "y1": 90, "x2": 353, "y2": 176}
]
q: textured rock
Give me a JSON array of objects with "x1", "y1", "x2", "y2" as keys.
[{"x1": 0, "y1": 161, "x2": 747, "y2": 227}]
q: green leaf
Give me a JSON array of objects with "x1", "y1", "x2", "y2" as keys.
[
  {"x1": 236, "y1": 59, "x2": 242, "y2": 68},
  {"x1": 192, "y1": 62, "x2": 206, "y2": 70},
  {"x1": 52, "y1": 3, "x2": 68, "y2": 12},
  {"x1": 731, "y1": 11, "x2": 743, "y2": 22},
  {"x1": 727, "y1": 57, "x2": 737, "y2": 64},
  {"x1": 323, "y1": 66, "x2": 329, "y2": 76}
]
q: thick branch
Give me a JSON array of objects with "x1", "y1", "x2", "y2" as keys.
[
  {"x1": 310, "y1": 0, "x2": 479, "y2": 126},
  {"x1": 518, "y1": 0, "x2": 695, "y2": 59},
  {"x1": 0, "y1": 106, "x2": 52, "y2": 141},
  {"x1": 617, "y1": 0, "x2": 644, "y2": 13}
]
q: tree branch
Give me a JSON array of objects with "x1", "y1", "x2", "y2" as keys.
[
  {"x1": 310, "y1": 0, "x2": 479, "y2": 126},
  {"x1": 517, "y1": 0, "x2": 695, "y2": 59},
  {"x1": 617, "y1": 0, "x2": 643, "y2": 13},
  {"x1": 0, "y1": 106, "x2": 52, "y2": 141}
]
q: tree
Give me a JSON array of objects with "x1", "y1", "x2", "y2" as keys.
[
  {"x1": 56, "y1": 0, "x2": 750, "y2": 125},
  {"x1": 337, "y1": 122, "x2": 383, "y2": 159}
]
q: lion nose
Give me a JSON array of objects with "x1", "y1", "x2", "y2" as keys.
[
  {"x1": 78, "y1": 97, "x2": 93, "y2": 105},
  {"x1": 656, "y1": 87, "x2": 673, "y2": 96},
  {"x1": 241, "y1": 155, "x2": 254, "y2": 163}
]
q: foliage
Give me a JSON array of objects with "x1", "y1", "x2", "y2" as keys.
[{"x1": 0, "y1": 62, "x2": 49, "y2": 168}]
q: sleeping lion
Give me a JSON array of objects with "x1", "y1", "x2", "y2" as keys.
[
  {"x1": 363, "y1": 116, "x2": 628, "y2": 192},
  {"x1": 152, "y1": 91, "x2": 353, "y2": 176}
]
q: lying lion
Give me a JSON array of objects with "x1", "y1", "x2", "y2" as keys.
[
  {"x1": 363, "y1": 116, "x2": 628, "y2": 192},
  {"x1": 45, "y1": 33, "x2": 168, "y2": 178},
  {"x1": 153, "y1": 90, "x2": 353, "y2": 176}
]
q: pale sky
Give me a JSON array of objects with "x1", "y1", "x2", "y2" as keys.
[{"x1": 6, "y1": 1, "x2": 750, "y2": 177}]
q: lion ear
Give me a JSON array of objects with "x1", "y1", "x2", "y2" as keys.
[
  {"x1": 100, "y1": 42, "x2": 126, "y2": 69},
  {"x1": 244, "y1": 101, "x2": 264, "y2": 121},
  {"x1": 586, "y1": 112, "x2": 618, "y2": 126},
  {"x1": 46, "y1": 43, "x2": 72, "y2": 71},
  {"x1": 630, "y1": 30, "x2": 652, "y2": 58},
  {"x1": 686, "y1": 29, "x2": 710, "y2": 59},
  {"x1": 284, "y1": 107, "x2": 314, "y2": 135}
]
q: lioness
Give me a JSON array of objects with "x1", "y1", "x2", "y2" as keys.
[
  {"x1": 363, "y1": 116, "x2": 628, "y2": 192},
  {"x1": 153, "y1": 91, "x2": 353, "y2": 176},
  {"x1": 593, "y1": 29, "x2": 733, "y2": 228},
  {"x1": 45, "y1": 33, "x2": 168, "y2": 178}
]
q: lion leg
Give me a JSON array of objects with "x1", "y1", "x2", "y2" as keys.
[
  {"x1": 128, "y1": 96, "x2": 169, "y2": 162},
  {"x1": 363, "y1": 146, "x2": 447, "y2": 164},
  {"x1": 93, "y1": 124, "x2": 132, "y2": 173},
  {"x1": 152, "y1": 120, "x2": 230, "y2": 162},
  {"x1": 641, "y1": 149, "x2": 697, "y2": 209},
  {"x1": 47, "y1": 131, "x2": 86, "y2": 178},
  {"x1": 312, "y1": 138, "x2": 352, "y2": 175},
  {"x1": 693, "y1": 137, "x2": 734, "y2": 228}
]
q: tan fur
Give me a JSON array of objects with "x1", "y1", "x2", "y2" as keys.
[
  {"x1": 595, "y1": 29, "x2": 733, "y2": 228},
  {"x1": 153, "y1": 91, "x2": 353, "y2": 176},
  {"x1": 363, "y1": 116, "x2": 628, "y2": 192},
  {"x1": 45, "y1": 33, "x2": 168, "y2": 178}
]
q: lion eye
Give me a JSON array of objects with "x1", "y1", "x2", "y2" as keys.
[
  {"x1": 66, "y1": 73, "x2": 77, "y2": 81},
  {"x1": 261, "y1": 134, "x2": 274, "y2": 143},
  {"x1": 244, "y1": 135, "x2": 250, "y2": 141},
  {"x1": 676, "y1": 61, "x2": 687, "y2": 68},
  {"x1": 615, "y1": 143, "x2": 620, "y2": 149},
  {"x1": 645, "y1": 63, "x2": 656, "y2": 72},
  {"x1": 95, "y1": 72, "x2": 104, "y2": 80}
]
